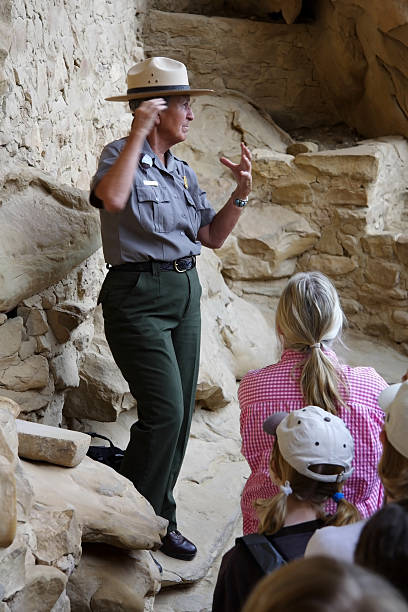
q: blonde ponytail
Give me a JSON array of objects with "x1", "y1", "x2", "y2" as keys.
[
  {"x1": 326, "y1": 488, "x2": 361, "y2": 526},
  {"x1": 276, "y1": 271, "x2": 348, "y2": 415}
]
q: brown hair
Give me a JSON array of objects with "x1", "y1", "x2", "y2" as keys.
[
  {"x1": 355, "y1": 500, "x2": 408, "y2": 603},
  {"x1": 242, "y1": 556, "x2": 408, "y2": 612},
  {"x1": 255, "y1": 442, "x2": 360, "y2": 535},
  {"x1": 276, "y1": 271, "x2": 347, "y2": 415},
  {"x1": 378, "y1": 433, "x2": 408, "y2": 501}
]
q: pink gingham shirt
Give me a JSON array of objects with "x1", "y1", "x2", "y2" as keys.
[{"x1": 239, "y1": 349, "x2": 387, "y2": 535}]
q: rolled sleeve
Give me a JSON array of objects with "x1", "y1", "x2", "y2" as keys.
[{"x1": 89, "y1": 140, "x2": 125, "y2": 208}]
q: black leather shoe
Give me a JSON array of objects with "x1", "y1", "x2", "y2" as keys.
[{"x1": 160, "y1": 530, "x2": 197, "y2": 561}]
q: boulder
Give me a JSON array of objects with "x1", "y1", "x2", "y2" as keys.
[
  {"x1": 0, "y1": 397, "x2": 20, "y2": 548},
  {"x1": 7, "y1": 565, "x2": 68, "y2": 612},
  {"x1": 21, "y1": 456, "x2": 167, "y2": 550},
  {"x1": 0, "y1": 167, "x2": 101, "y2": 313},
  {"x1": 16, "y1": 420, "x2": 91, "y2": 467},
  {"x1": 216, "y1": 205, "x2": 318, "y2": 281},
  {"x1": 67, "y1": 544, "x2": 160, "y2": 612}
]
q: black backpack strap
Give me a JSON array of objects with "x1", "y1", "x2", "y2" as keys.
[
  {"x1": 86, "y1": 432, "x2": 115, "y2": 447},
  {"x1": 237, "y1": 534, "x2": 286, "y2": 575}
]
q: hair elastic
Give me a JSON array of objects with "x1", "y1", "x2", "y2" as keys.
[
  {"x1": 309, "y1": 343, "x2": 321, "y2": 349},
  {"x1": 332, "y1": 492, "x2": 345, "y2": 504},
  {"x1": 280, "y1": 481, "x2": 293, "y2": 496}
]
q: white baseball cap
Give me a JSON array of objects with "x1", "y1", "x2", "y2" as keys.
[
  {"x1": 378, "y1": 382, "x2": 408, "y2": 459},
  {"x1": 263, "y1": 405, "x2": 354, "y2": 483}
]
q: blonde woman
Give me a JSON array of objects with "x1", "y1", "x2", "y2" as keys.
[
  {"x1": 306, "y1": 380, "x2": 408, "y2": 559},
  {"x1": 212, "y1": 406, "x2": 360, "y2": 612},
  {"x1": 242, "y1": 556, "x2": 408, "y2": 612},
  {"x1": 239, "y1": 271, "x2": 387, "y2": 534}
]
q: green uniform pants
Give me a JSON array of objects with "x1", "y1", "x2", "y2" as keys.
[{"x1": 99, "y1": 263, "x2": 201, "y2": 532}]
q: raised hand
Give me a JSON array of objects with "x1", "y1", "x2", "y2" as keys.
[
  {"x1": 131, "y1": 98, "x2": 168, "y2": 138},
  {"x1": 220, "y1": 142, "x2": 252, "y2": 200}
]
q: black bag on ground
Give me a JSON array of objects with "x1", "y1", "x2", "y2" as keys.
[{"x1": 86, "y1": 432, "x2": 125, "y2": 472}]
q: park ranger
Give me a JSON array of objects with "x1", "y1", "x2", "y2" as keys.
[{"x1": 90, "y1": 56, "x2": 252, "y2": 560}]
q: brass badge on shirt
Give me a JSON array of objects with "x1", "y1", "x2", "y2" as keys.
[
  {"x1": 183, "y1": 175, "x2": 188, "y2": 189},
  {"x1": 143, "y1": 180, "x2": 159, "y2": 186}
]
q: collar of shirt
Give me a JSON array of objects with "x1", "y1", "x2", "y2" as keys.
[
  {"x1": 140, "y1": 139, "x2": 177, "y2": 174},
  {"x1": 280, "y1": 347, "x2": 339, "y2": 366}
]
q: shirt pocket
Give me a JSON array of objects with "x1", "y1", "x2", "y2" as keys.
[
  {"x1": 135, "y1": 185, "x2": 173, "y2": 233},
  {"x1": 183, "y1": 188, "x2": 200, "y2": 236}
]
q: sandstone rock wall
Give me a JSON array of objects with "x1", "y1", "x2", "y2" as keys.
[
  {"x1": 0, "y1": 0, "x2": 147, "y2": 190},
  {"x1": 146, "y1": 2, "x2": 408, "y2": 139},
  {"x1": 144, "y1": 10, "x2": 339, "y2": 130},
  {"x1": 311, "y1": 0, "x2": 408, "y2": 139}
]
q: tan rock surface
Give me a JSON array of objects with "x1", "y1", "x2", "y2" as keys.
[
  {"x1": 8, "y1": 565, "x2": 68, "y2": 612},
  {"x1": 0, "y1": 168, "x2": 101, "y2": 313},
  {"x1": 216, "y1": 204, "x2": 318, "y2": 280},
  {"x1": 21, "y1": 456, "x2": 167, "y2": 551},
  {"x1": 0, "y1": 397, "x2": 21, "y2": 548},
  {"x1": 16, "y1": 420, "x2": 91, "y2": 467},
  {"x1": 311, "y1": 0, "x2": 408, "y2": 139},
  {"x1": 67, "y1": 544, "x2": 160, "y2": 612},
  {"x1": 145, "y1": 10, "x2": 338, "y2": 130}
]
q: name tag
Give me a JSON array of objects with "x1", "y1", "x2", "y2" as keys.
[{"x1": 143, "y1": 180, "x2": 158, "y2": 186}]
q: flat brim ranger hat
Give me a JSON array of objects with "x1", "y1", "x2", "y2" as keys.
[{"x1": 105, "y1": 56, "x2": 214, "y2": 102}]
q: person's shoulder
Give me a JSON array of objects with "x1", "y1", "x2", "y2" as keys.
[
  {"x1": 305, "y1": 520, "x2": 366, "y2": 560},
  {"x1": 341, "y1": 361, "x2": 388, "y2": 392},
  {"x1": 101, "y1": 137, "x2": 128, "y2": 155}
]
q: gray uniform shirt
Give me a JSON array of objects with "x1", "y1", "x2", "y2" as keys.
[{"x1": 90, "y1": 138, "x2": 216, "y2": 265}]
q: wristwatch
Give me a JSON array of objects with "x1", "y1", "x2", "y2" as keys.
[{"x1": 234, "y1": 197, "x2": 248, "y2": 208}]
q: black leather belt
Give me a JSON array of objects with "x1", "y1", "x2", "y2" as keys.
[{"x1": 110, "y1": 255, "x2": 196, "y2": 273}]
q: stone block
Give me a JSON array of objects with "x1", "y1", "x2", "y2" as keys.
[
  {"x1": 21, "y1": 456, "x2": 167, "y2": 550},
  {"x1": 395, "y1": 235, "x2": 408, "y2": 266},
  {"x1": 8, "y1": 565, "x2": 67, "y2": 612},
  {"x1": 365, "y1": 259, "x2": 400, "y2": 288},
  {"x1": 0, "y1": 318, "x2": 23, "y2": 359},
  {"x1": 361, "y1": 233, "x2": 396, "y2": 259},
  {"x1": 18, "y1": 338, "x2": 37, "y2": 361},
  {"x1": 0, "y1": 532, "x2": 27, "y2": 600},
  {"x1": 286, "y1": 141, "x2": 319, "y2": 156},
  {"x1": 294, "y1": 145, "x2": 380, "y2": 182},
  {"x1": 50, "y1": 345, "x2": 80, "y2": 390},
  {"x1": 0, "y1": 355, "x2": 49, "y2": 391},
  {"x1": 315, "y1": 227, "x2": 343, "y2": 256},
  {"x1": 47, "y1": 302, "x2": 88, "y2": 344},
  {"x1": 25, "y1": 309, "x2": 49, "y2": 336},
  {"x1": 308, "y1": 254, "x2": 358, "y2": 276},
  {"x1": 67, "y1": 545, "x2": 158, "y2": 612},
  {"x1": 325, "y1": 186, "x2": 368, "y2": 207},
  {"x1": 30, "y1": 504, "x2": 81, "y2": 566},
  {"x1": 340, "y1": 235, "x2": 360, "y2": 257},
  {"x1": 392, "y1": 310, "x2": 408, "y2": 326},
  {"x1": 16, "y1": 420, "x2": 91, "y2": 467}
]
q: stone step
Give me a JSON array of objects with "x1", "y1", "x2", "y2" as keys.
[{"x1": 16, "y1": 420, "x2": 91, "y2": 467}]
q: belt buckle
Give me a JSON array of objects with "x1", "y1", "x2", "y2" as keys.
[{"x1": 173, "y1": 255, "x2": 195, "y2": 273}]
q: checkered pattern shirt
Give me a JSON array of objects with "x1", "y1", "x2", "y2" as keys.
[{"x1": 239, "y1": 349, "x2": 387, "y2": 535}]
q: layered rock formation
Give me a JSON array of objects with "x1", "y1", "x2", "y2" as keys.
[
  {"x1": 0, "y1": 0, "x2": 407, "y2": 610},
  {"x1": 0, "y1": 398, "x2": 166, "y2": 610}
]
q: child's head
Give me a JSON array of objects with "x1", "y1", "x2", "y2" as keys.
[
  {"x1": 276, "y1": 271, "x2": 344, "y2": 349},
  {"x1": 256, "y1": 406, "x2": 360, "y2": 534},
  {"x1": 355, "y1": 500, "x2": 408, "y2": 602},
  {"x1": 242, "y1": 556, "x2": 408, "y2": 612},
  {"x1": 275, "y1": 272, "x2": 346, "y2": 414},
  {"x1": 378, "y1": 382, "x2": 408, "y2": 500}
]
